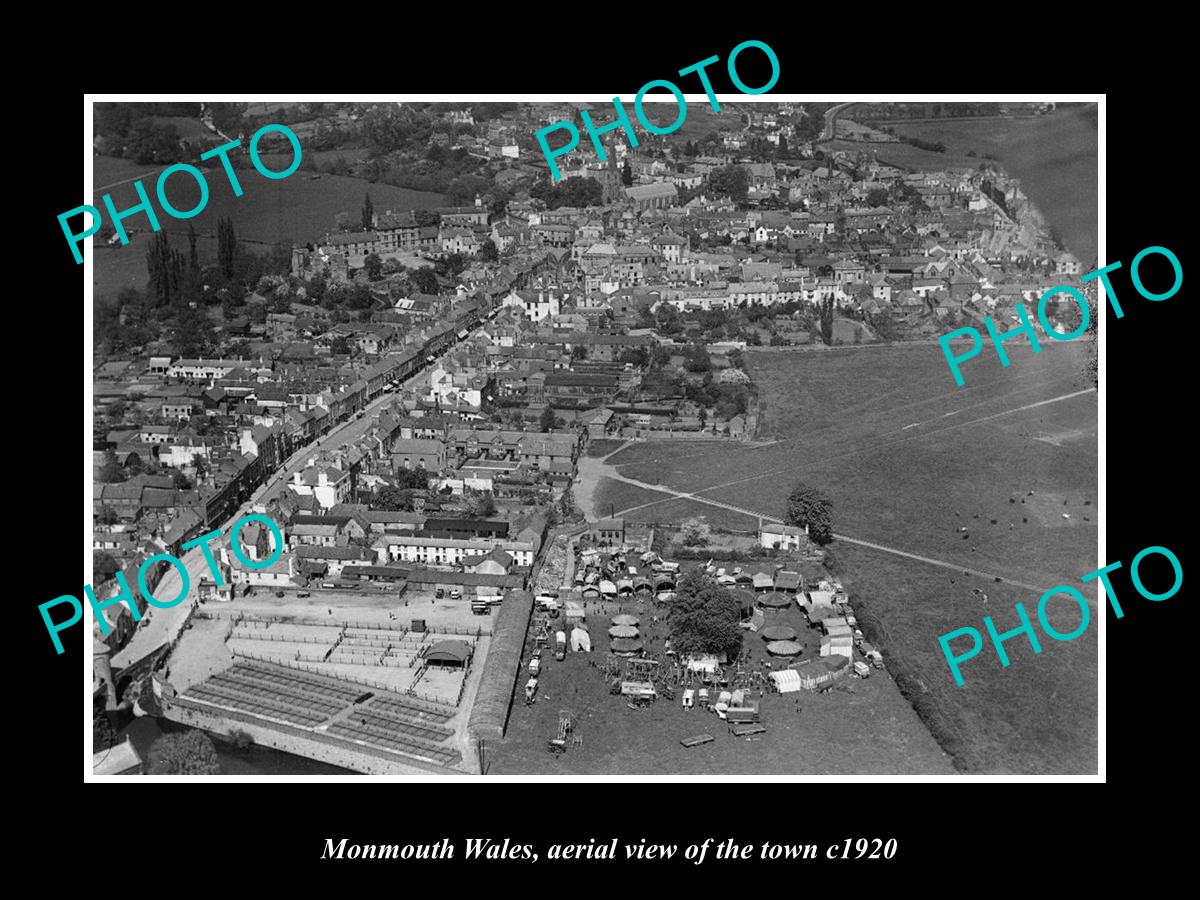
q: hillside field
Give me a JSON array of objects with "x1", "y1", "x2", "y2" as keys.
[{"x1": 89, "y1": 155, "x2": 444, "y2": 300}]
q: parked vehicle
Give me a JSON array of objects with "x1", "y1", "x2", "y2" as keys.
[
  {"x1": 449, "y1": 589, "x2": 462, "y2": 601},
  {"x1": 682, "y1": 689, "x2": 695, "y2": 709},
  {"x1": 555, "y1": 631, "x2": 567, "y2": 661},
  {"x1": 725, "y1": 701, "x2": 761, "y2": 725},
  {"x1": 620, "y1": 681, "x2": 657, "y2": 700},
  {"x1": 525, "y1": 677, "x2": 538, "y2": 703},
  {"x1": 435, "y1": 587, "x2": 445, "y2": 599},
  {"x1": 536, "y1": 591, "x2": 560, "y2": 610},
  {"x1": 296, "y1": 591, "x2": 311, "y2": 598},
  {"x1": 529, "y1": 657, "x2": 541, "y2": 676},
  {"x1": 854, "y1": 661, "x2": 871, "y2": 678}
]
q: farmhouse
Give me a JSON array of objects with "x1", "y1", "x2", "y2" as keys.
[{"x1": 760, "y1": 523, "x2": 805, "y2": 549}]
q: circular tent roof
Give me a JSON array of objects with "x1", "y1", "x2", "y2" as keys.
[
  {"x1": 760, "y1": 625, "x2": 798, "y2": 642},
  {"x1": 608, "y1": 624, "x2": 639, "y2": 639},
  {"x1": 757, "y1": 592, "x2": 792, "y2": 608},
  {"x1": 766, "y1": 640, "x2": 803, "y2": 657},
  {"x1": 609, "y1": 638, "x2": 644, "y2": 654},
  {"x1": 612, "y1": 614, "x2": 640, "y2": 626},
  {"x1": 426, "y1": 640, "x2": 472, "y2": 664}
]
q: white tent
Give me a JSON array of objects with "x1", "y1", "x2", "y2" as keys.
[
  {"x1": 570, "y1": 626, "x2": 592, "y2": 652},
  {"x1": 599, "y1": 579, "x2": 617, "y2": 597},
  {"x1": 770, "y1": 669, "x2": 802, "y2": 694},
  {"x1": 685, "y1": 654, "x2": 722, "y2": 674}
]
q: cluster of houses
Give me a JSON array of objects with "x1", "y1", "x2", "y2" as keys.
[{"x1": 92, "y1": 100, "x2": 1073, "y2": 661}]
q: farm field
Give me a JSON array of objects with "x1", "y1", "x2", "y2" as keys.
[
  {"x1": 600, "y1": 343, "x2": 1098, "y2": 772},
  {"x1": 837, "y1": 544, "x2": 1097, "y2": 774},
  {"x1": 89, "y1": 155, "x2": 444, "y2": 300},
  {"x1": 489, "y1": 591, "x2": 954, "y2": 775}
]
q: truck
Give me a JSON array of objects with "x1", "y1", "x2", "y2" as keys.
[
  {"x1": 536, "y1": 591, "x2": 560, "y2": 611},
  {"x1": 529, "y1": 656, "x2": 541, "y2": 676},
  {"x1": 620, "y1": 681, "x2": 657, "y2": 701},
  {"x1": 555, "y1": 631, "x2": 567, "y2": 661},
  {"x1": 853, "y1": 661, "x2": 871, "y2": 678},
  {"x1": 725, "y1": 701, "x2": 761, "y2": 725}
]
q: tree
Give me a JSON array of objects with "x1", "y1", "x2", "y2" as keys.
[
  {"x1": 785, "y1": 481, "x2": 834, "y2": 545},
  {"x1": 364, "y1": 253, "x2": 383, "y2": 281},
  {"x1": 667, "y1": 571, "x2": 743, "y2": 660},
  {"x1": 94, "y1": 551, "x2": 120, "y2": 581},
  {"x1": 463, "y1": 489, "x2": 497, "y2": 518},
  {"x1": 818, "y1": 297, "x2": 835, "y2": 346},
  {"x1": 217, "y1": 217, "x2": 238, "y2": 281},
  {"x1": 559, "y1": 486, "x2": 576, "y2": 521},
  {"x1": 395, "y1": 467, "x2": 430, "y2": 490},
  {"x1": 708, "y1": 164, "x2": 749, "y2": 201},
  {"x1": 539, "y1": 405, "x2": 557, "y2": 432},
  {"x1": 866, "y1": 187, "x2": 889, "y2": 207},
  {"x1": 373, "y1": 483, "x2": 412, "y2": 510},
  {"x1": 172, "y1": 470, "x2": 193, "y2": 490},
  {"x1": 175, "y1": 303, "x2": 215, "y2": 357},
  {"x1": 479, "y1": 239, "x2": 499, "y2": 262},
  {"x1": 683, "y1": 342, "x2": 711, "y2": 373},
  {"x1": 778, "y1": 134, "x2": 788, "y2": 154},
  {"x1": 410, "y1": 268, "x2": 438, "y2": 295},
  {"x1": 621, "y1": 159, "x2": 633, "y2": 187},
  {"x1": 680, "y1": 517, "x2": 711, "y2": 547},
  {"x1": 97, "y1": 505, "x2": 120, "y2": 525},
  {"x1": 1082, "y1": 289, "x2": 1098, "y2": 388},
  {"x1": 148, "y1": 729, "x2": 221, "y2": 775},
  {"x1": 186, "y1": 222, "x2": 200, "y2": 279},
  {"x1": 99, "y1": 449, "x2": 126, "y2": 484},
  {"x1": 146, "y1": 232, "x2": 184, "y2": 307},
  {"x1": 435, "y1": 253, "x2": 465, "y2": 278},
  {"x1": 362, "y1": 192, "x2": 374, "y2": 230}
]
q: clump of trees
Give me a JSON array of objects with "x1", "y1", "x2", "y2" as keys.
[
  {"x1": 679, "y1": 517, "x2": 711, "y2": 547},
  {"x1": 462, "y1": 489, "x2": 497, "y2": 518},
  {"x1": 785, "y1": 481, "x2": 834, "y2": 545},
  {"x1": 530, "y1": 175, "x2": 604, "y2": 210},
  {"x1": 667, "y1": 570, "x2": 743, "y2": 660},
  {"x1": 818, "y1": 297, "x2": 836, "y2": 346},
  {"x1": 707, "y1": 164, "x2": 749, "y2": 201},
  {"x1": 148, "y1": 729, "x2": 221, "y2": 775}
]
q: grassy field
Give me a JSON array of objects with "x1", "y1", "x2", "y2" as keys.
[
  {"x1": 488, "y1": 590, "x2": 953, "y2": 775},
  {"x1": 602, "y1": 342, "x2": 1098, "y2": 773},
  {"x1": 838, "y1": 545, "x2": 1097, "y2": 774},
  {"x1": 89, "y1": 155, "x2": 445, "y2": 300},
  {"x1": 591, "y1": 477, "x2": 674, "y2": 520}
]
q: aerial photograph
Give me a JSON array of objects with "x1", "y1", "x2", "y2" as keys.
[{"x1": 88, "y1": 98, "x2": 1099, "y2": 777}]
